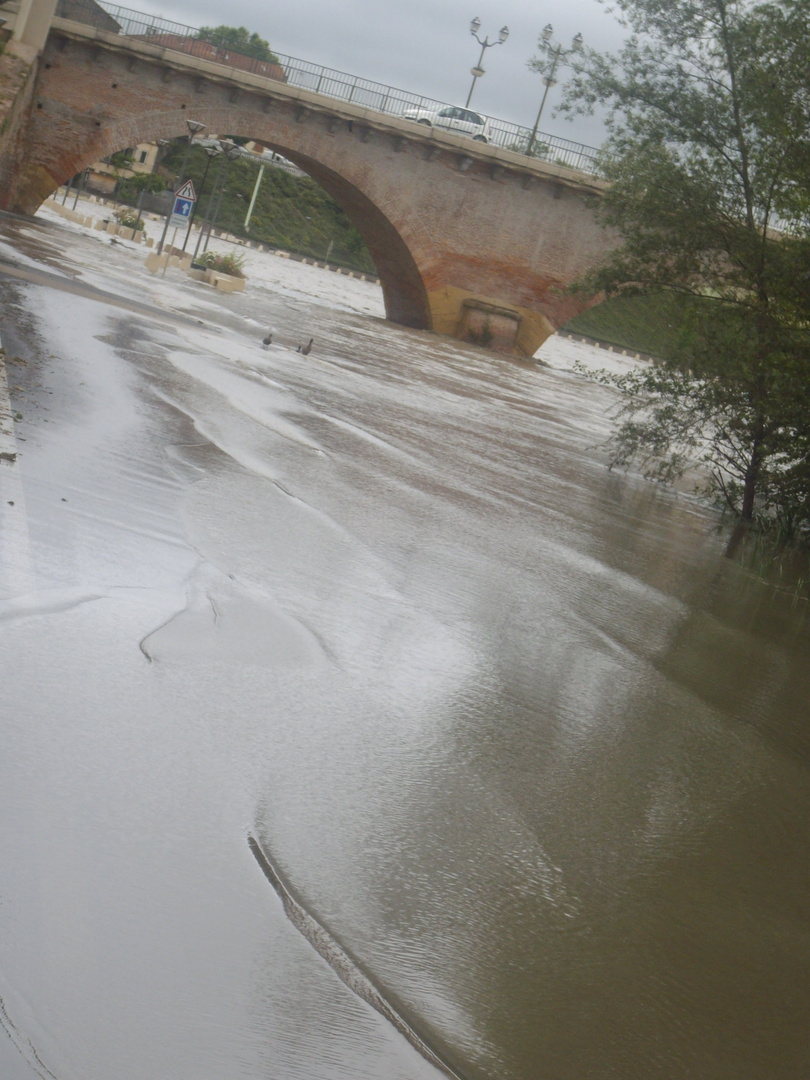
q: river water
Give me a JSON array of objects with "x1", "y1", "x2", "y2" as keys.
[{"x1": 1, "y1": 210, "x2": 808, "y2": 1080}]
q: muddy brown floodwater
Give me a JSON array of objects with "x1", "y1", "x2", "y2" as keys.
[{"x1": 1, "y1": 209, "x2": 809, "y2": 1080}]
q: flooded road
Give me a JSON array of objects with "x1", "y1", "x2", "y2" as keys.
[{"x1": 1, "y1": 210, "x2": 809, "y2": 1080}]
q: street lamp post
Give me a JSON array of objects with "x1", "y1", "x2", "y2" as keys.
[
  {"x1": 465, "y1": 17, "x2": 509, "y2": 108},
  {"x1": 71, "y1": 169, "x2": 89, "y2": 210},
  {"x1": 296, "y1": 215, "x2": 312, "y2": 256},
  {"x1": 183, "y1": 144, "x2": 221, "y2": 255},
  {"x1": 157, "y1": 119, "x2": 206, "y2": 255},
  {"x1": 133, "y1": 139, "x2": 169, "y2": 232},
  {"x1": 526, "y1": 24, "x2": 583, "y2": 157},
  {"x1": 244, "y1": 163, "x2": 266, "y2": 232},
  {"x1": 190, "y1": 141, "x2": 241, "y2": 261},
  {"x1": 203, "y1": 142, "x2": 242, "y2": 253}
]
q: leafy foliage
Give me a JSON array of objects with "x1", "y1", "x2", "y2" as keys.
[
  {"x1": 564, "y1": 290, "x2": 694, "y2": 356},
  {"x1": 195, "y1": 25, "x2": 278, "y2": 62},
  {"x1": 197, "y1": 250, "x2": 246, "y2": 277},
  {"x1": 562, "y1": 0, "x2": 810, "y2": 537},
  {"x1": 116, "y1": 171, "x2": 166, "y2": 204},
  {"x1": 113, "y1": 207, "x2": 145, "y2": 232},
  {"x1": 506, "y1": 138, "x2": 551, "y2": 159},
  {"x1": 159, "y1": 143, "x2": 377, "y2": 274},
  {"x1": 108, "y1": 150, "x2": 133, "y2": 171}
]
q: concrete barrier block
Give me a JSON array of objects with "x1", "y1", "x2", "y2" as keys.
[
  {"x1": 186, "y1": 268, "x2": 207, "y2": 281},
  {"x1": 145, "y1": 252, "x2": 166, "y2": 273},
  {"x1": 118, "y1": 227, "x2": 135, "y2": 241},
  {"x1": 180, "y1": 256, "x2": 192, "y2": 270},
  {"x1": 106, "y1": 222, "x2": 118, "y2": 235},
  {"x1": 169, "y1": 255, "x2": 181, "y2": 268},
  {"x1": 145, "y1": 237, "x2": 154, "y2": 248},
  {"x1": 94, "y1": 220, "x2": 106, "y2": 231}
]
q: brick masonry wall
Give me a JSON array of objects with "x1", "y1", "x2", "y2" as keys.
[
  {"x1": 0, "y1": 41, "x2": 40, "y2": 203},
  {"x1": 7, "y1": 28, "x2": 619, "y2": 353}
]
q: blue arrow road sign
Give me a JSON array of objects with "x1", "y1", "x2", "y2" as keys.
[{"x1": 169, "y1": 195, "x2": 194, "y2": 231}]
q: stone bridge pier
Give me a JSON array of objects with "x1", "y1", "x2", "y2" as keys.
[{"x1": 0, "y1": 14, "x2": 614, "y2": 354}]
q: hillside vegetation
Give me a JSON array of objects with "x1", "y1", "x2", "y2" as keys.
[
  {"x1": 562, "y1": 292, "x2": 688, "y2": 358},
  {"x1": 144, "y1": 143, "x2": 377, "y2": 274}
]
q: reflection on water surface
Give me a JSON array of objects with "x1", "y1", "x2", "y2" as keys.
[{"x1": 0, "y1": 211, "x2": 808, "y2": 1080}]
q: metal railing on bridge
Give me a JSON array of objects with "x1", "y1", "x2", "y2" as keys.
[{"x1": 90, "y1": 3, "x2": 606, "y2": 176}]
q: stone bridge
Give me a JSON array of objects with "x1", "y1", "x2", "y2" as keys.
[{"x1": 0, "y1": 2, "x2": 614, "y2": 353}]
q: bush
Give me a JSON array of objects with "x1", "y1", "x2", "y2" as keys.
[
  {"x1": 113, "y1": 208, "x2": 145, "y2": 233},
  {"x1": 197, "y1": 250, "x2": 246, "y2": 278}
]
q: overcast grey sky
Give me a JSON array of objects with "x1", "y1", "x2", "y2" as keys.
[{"x1": 130, "y1": 0, "x2": 627, "y2": 148}]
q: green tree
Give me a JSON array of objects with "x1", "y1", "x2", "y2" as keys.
[
  {"x1": 117, "y1": 171, "x2": 166, "y2": 204},
  {"x1": 195, "y1": 25, "x2": 278, "y2": 62},
  {"x1": 108, "y1": 149, "x2": 134, "y2": 170},
  {"x1": 563, "y1": 0, "x2": 810, "y2": 536}
]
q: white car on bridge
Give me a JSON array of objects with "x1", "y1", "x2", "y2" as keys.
[{"x1": 401, "y1": 105, "x2": 491, "y2": 142}]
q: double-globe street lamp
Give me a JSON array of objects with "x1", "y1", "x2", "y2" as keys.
[
  {"x1": 465, "y1": 17, "x2": 509, "y2": 108},
  {"x1": 181, "y1": 142, "x2": 221, "y2": 254},
  {"x1": 191, "y1": 139, "x2": 242, "y2": 262},
  {"x1": 202, "y1": 141, "x2": 244, "y2": 254},
  {"x1": 526, "y1": 24, "x2": 583, "y2": 157}
]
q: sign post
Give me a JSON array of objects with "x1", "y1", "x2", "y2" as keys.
[
  {"x1": 157, "y1": 179, "x2": 197, "y2": 254},
  {"x1": 169, "y1": 179, "x2": 196, "y2": 229}
]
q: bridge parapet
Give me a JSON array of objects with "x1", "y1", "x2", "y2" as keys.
[
  {"x1": 48, "y1": 13, "x2": 610, "y2": 200},
  {"x1": 84, "y1": 2, "x2": 609, "y2": 176}
]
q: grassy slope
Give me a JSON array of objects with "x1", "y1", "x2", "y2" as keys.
[
  {"x1": 562, "y1": 292, "x2": 687, "y2": 357},
  {"x1": 140, "y1": 145, "x2": 378, "y2": 274}
]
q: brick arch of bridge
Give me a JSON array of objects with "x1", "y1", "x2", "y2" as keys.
[
  {"x1": 6, "y1": 30, "x2": 615, "y2": 353},
  {"x1": 31, "y1": 108, "x2": 437, "y2": 331}
]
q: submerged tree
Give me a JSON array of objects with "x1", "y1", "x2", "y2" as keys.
[{"x1": 563, "y1": 0, "x2": 810, "y2": 536}]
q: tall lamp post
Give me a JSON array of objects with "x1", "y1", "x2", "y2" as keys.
[
  {"x1": 526, "y1": 24, "x2": 583, "y2": 157},
  {"x1": 183, "y1": 143, "x2": 222, "y2": 255},
  {"x1": 157, "y1": 119, "x2": 206, "y2": 255},
  {"x1": 203, "y1": 141, "x2": 243, "y2": 253},
  {"x1": 133, "y1": 139, "x2": 169, "y2": 232},
  {"x1": 244, "y1": 162, "x2": 266, "y2": 232},
  {"x1": 465, "y1": 17, "x2": 509, "y2": 108},
  {"x1": 191, "y1": 140, "x2": 240, "y2": 261}
]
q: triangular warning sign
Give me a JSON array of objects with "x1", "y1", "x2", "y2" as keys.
[{"x1": 175, "y1": 179, "x2": 196, "y2": 201}]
